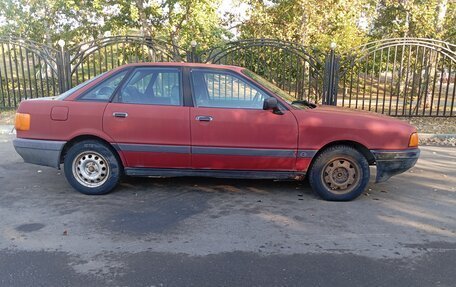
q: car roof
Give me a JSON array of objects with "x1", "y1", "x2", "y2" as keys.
[{"x1": 119, "y1": 62, "x2": 244, "y2": 72}]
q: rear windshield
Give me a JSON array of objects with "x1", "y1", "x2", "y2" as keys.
[{"x1": 56, "y1": 72, "x2": 106, "y2": 100}]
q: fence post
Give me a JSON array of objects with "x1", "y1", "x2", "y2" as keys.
[
  {"x1": 56, "y1": 40, "x2": 69, "y2": 93},
  {"x1": 64, "y1": 50, "x2": 71, "y2": 90},
  {"x1": 190, "y1": 40, "x2": 198, "y2": 63},
  {"x1": 323, "y1": 42, "x2": 340, "y2": 105}
]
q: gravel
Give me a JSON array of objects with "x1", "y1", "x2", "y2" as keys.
[{"x1": 419, "y1": 134, "x2": 456, "y2": 147}]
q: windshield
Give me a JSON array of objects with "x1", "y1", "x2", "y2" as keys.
[
  {"x1": 56, "y1": 72, "x2": 106, "y2": 100},
  {"x1": 242, "y1": 69, "x2": 315, "y2": 109}
]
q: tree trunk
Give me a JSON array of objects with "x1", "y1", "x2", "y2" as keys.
[
  {"x1": 298, "y1": 3, "x2": 308, "y2": 45},
  {"x1": 135, "y1": 0, "x2": 152, "y2": 38},
  {"x1": 436, "y1": 0, "x2": 448, "y2": 35}
]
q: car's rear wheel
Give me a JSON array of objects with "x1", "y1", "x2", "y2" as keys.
[
  {"x1": 64, "y1": 140, "x2": 121, "y2": 195},
  {"x1": 309, "y1": 145, "x2": 370, "y2": 201}
]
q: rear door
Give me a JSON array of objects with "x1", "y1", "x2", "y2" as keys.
[
  {"x1": 189, "y1": 68, "x2": 299, "y2": 171},
  {"x1": 103, "y1": 67, "x2": 191, "y2": 168}
]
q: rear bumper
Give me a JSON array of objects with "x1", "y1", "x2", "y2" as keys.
[
  {"x1": 13, "y1": 138, "x2": 66, "y2": 168},
  {"x1": 371, "y1": 148, "x2": 420, "y2": 183}
]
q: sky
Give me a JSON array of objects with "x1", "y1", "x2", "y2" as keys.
[{"x1": 217, "y1": 0, "x2": 250, "y2": 36}]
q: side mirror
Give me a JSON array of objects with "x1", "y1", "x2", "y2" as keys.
[{"x1": 263, "y1": 97, "x2": 283, "y2": 115}]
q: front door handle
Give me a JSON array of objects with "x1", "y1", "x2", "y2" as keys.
[
  {"x1": 113, "y1": 112, "x2": 128, "y2": 118},
  {"x1": 195, "y1": 115, "x2": 213, "y2": 122}
]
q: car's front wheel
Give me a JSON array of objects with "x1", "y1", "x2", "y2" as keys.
[
  {"x1": 309, "y1": 145, "x2": 370, "y2": 201},
  {"x1": 64, "y1": 140, "x2": 121, "y2": 195}
]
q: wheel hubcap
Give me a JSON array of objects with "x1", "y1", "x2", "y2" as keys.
[
  {"x1": 322, "y1": 158, "x2": 360, "y2": 194},
  {"x1": 72, "y1": 151, "x2": 110, "y2": 188}
]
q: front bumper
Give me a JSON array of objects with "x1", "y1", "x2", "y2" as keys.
[
  {"x1": 13, "y1": 138, "x2": 66, "y2": 168},
  {"x1": 371, "y1": 148, "x2": 420, "y2": 183}
]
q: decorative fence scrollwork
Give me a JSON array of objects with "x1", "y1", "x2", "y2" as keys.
[
  {"x1": 65, "y1": 36, "x2": 188, "y2": 90},
  {"x1": 0, "y1": 37, "x2": 61, "y2": 108}
]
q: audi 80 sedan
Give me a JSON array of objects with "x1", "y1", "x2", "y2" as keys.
[{"x1": 13, "y1": 63, "x2": 420, "y2": 201}]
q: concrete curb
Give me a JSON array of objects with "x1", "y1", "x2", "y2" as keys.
[
  {"x1": 0, "y1": 125, "x2": 15, "y2": 135},
  {"x1": 419, "y1": 133, "x2": 456, "y2": 138},
  {"x1": 418, "y1": 133, "x2": 456, "y2": 147}
]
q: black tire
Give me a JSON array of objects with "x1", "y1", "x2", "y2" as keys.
[
  {"x1": 63, "y1": 140, "x2": 121, "y2": 195},
  {"x1": 308, "y1": 145, "x2": 370, "y2": 201}
]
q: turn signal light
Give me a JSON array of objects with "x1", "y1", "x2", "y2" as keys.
[
  {"x1": 15, "y1": 113, "x2": 30, "y2": 131},
  {"x1": 409, "y1": 132, "x2": 419, "y2": 147}
]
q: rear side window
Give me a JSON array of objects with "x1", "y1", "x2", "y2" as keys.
[
  {"x1": 118, "y1": 68, "x2": 181, "y2": 106},
  {"x1": 79, "y1": 71, "x2": 128, "y2": 101}
]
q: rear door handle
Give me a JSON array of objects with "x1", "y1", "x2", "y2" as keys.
[
  {"x1": 113, "y1": 112, "x2": 128, "y2": 118},
  {"x1": 195, "y1": 116, "x2": 213, "y2": 122}
]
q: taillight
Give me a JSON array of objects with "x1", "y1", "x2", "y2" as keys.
[
  {"x1": 15, "y1": 113, "x2": 31, "y2": 131},
  {"x1": 408, "y1": 132, "x2": 419, "y2": 147}
]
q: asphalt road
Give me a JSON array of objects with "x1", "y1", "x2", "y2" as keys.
[{"x1": 0, "y1": 134, "x2": 455, "y2": 287}]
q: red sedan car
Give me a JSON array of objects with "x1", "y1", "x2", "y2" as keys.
[{"x1": 13, "y1": 63, "x2": 419, "y2": 201}]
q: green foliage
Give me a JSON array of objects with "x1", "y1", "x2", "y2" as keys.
[
  {"x1": 0, "y1": 0, "x2": 230, "y2": 50},
  {"x1": 237, "y1": 0, "x2": 455, "y2": 53},
  {"x1": 238, "y1": 0, "x2": 372, "y2": 53},
  {"x1": 0, "y1": 0, "x2": 454, "y2": 52},
  {"x1": 0, "y1": 0, "x2": 456, "y2": 52}
]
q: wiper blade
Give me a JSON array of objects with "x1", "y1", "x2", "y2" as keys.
[{"x1": 291, "y1": 100, "x2": 317, "y2": 109}]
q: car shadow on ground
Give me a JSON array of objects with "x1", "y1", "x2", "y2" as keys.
[{"x1": 119, "y1": 175, "x2": 315, "y2": 196}]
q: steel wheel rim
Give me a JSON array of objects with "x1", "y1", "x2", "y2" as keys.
[
  {"x1": 72, "y1": 151, "x2": 110, "y2": 188},
  {"x1": 321, "y1": 157, "x2": 360, "y2": 194}
]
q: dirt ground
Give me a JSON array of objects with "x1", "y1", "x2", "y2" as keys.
[{"x1": 399, "y1": 116, "x2": 456, "y2": 134}]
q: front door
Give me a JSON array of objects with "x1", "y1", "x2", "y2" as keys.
[
  {"x1": 189, "y1": 69, "x2": 299, "y2": 171},
  {"x1": 103, "y1": 67, "x2": 191, "y2": 168}
]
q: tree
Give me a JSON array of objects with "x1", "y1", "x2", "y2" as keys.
[
  {"x1": 0, "y1": 0, "x2": 231, "y2": 50},
  {"x1": 236, "y1": 0, "x2": 455, "y2": 52},
  {"x1": 236, "y1": 0, "x2": 373, "y2": 53}
]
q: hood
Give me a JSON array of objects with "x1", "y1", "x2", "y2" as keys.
[
  {"x1": 305, "y1": 105, "x2": 414, "y2": 128},
  {"x1": 292, "y1": 105, "x2": 417, "y2": 150}
]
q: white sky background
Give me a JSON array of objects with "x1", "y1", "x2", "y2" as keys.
[{"x1": 216, "y1": 0, "x2": 251, "y2": 38}]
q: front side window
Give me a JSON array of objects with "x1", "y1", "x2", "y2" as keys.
[
  {"x1": 242, "y1": 69, "x2": 316, "y2": 110},
  {"x1": 79, "y1": 70, "x2": 128, "y2": 101},
  {"x1": 191, "y1": 70, "x2": 269, "y2": 109},
  {"x1": 119, "y1": 68, "x2": 181, "y2": 106}
]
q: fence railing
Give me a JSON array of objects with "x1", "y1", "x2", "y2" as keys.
[
  {"x1": 337, "y1": 38, "x2": 456, "y2": 117},
  {"x1": 0, "y1": 36, "x2": 454, "y2": 117}
]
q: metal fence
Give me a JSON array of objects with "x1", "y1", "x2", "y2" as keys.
[
  {"x1": 0, "y1": 36, "x2": 454, "y2": 117},
  {"x1": 200, "y1": 39, "x2": 324, "y2": 103},
  {"x1": 65, "y1": 36, "x2": 188, "y2": 91},
  {"x1": 0, "y1": 37, "x2": 61, "y2": 108},
  {"x1": 337, "y1": 38, "x2": 456, "y2": 117}
]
